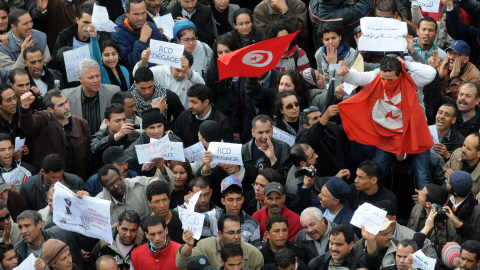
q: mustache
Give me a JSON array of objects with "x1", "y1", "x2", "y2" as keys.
[
  {"x1": 22, "y1": 232, "x2": 31, "y2": 237},
  {"x1": 459, "y1": 100, "x2": 468, "y2": 105},
  {"x1": 152, "y1": 4, "x2": 161, "y2": 8},
  {"x1": 308, "y1": 230, "x2": 318, "y2": 236}
]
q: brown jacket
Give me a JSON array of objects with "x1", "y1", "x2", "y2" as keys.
[
  {"x1": 46, "y1": 0, "x2": 88, "y2": 50},
  {"x1": 443, "y1": 148, "x2": 480, "y2": 197},
  {"x1": 441, "y1": 62, "x2": 480, "y2": 100},
  {"x1": 253, "y1": 0, "x2": 308, "y2": 39},
  {"x1": 19, "y1": 109, "x2": 91, "y2": 180}
]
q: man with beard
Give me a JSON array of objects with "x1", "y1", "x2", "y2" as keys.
[
  {"x1": 444, "y1": 171, "x2": 476, "y2": 223},
  {"x1": 0, "y1": 243, "x2": 19, "y2": 270},
  {"x1": 23, "y1": 46, "x2": 63, "y2": 96},
  {"x1": 9, "y1": 68, "x2": 45, "y2": 114},
  {"x1": 144, "y1": 0, "x2": 166, "y2": 23},
  {"x1": 413, "y1": 17, "x2": 447, "y2": 63},
  {"x1": 19, "y1": 90, "x2": 91, "y2": 180}
]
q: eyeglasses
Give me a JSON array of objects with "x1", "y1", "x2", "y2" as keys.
[
  {"x1": 180, "y1": 36, "x2": 197, "y2": 43},
  {"x1": 106, "y1": 177, "x2": 122, "y2": 190},
  {"x1": 223, "y1": 230, "x2": 243, "y2": 236},
  {"x1": 447, "y1": 51, "x2": 464, "y2": 58},
  {"x1": 252, "y1": 183, "x2": 266, "y2": 189},
  {"x1": 302, "y1": 106, "x2": 319, "y2": 114},
  {"x1": 235, "y1": 21, "x2": 251, "y2": 27},
  {"x1": 151, "y1": 198, "x2": 170, "y2": 206},
  {"x1": 0, "y1": 213, "x2": 10, "y2": 222},
  {"x1": 285, "y1": 101, "x2": 300, "y2": 110}
]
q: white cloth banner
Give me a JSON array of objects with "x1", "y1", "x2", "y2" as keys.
[
  {"x1": 148, "y1": 39, "x2": 184, "y2": 68},
  {"x1": 63, "y1": 45, "x2": 90, "y2": 82},
  {"x1": 350, "y1": 203, "x2": 387, "y2": 235},
  {"x1": 358, "y1": 17, "x2": 408, "y2": 52},
  {"x1": 272, "y1": 127, "x2": 296, "y2": 147},
  {"x1": 413, "y1": 0, "x2": 441, "y2": 13},
  {"x1": 184, "y1": 142, "x2": 206, "y2": 162},
  {"x1": 91, "y1": 4, "x2": 117, "y2": 32},
  {"x1": 178, "y1": 207, "x2": 205, "y2": 240},
  {"x1": 2, "y1": 167, "x2": 19, "y2": 185},
  {"x1": 153, "y1": 14, "x2": 175, "y2": 40},
  {"x1": 207, "y1": 142, "x2": 243, "y2": 166}
]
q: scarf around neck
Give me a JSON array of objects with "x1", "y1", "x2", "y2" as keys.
[
  {"x1": 148, "y1": 237, "x2": 170, "y2": 254},
  {"x1": 103, "y1": 63, "x2": 128, "y2": 92},
  {"x1": 129, "y1": 82, "x2": 168, "y2": 118}
]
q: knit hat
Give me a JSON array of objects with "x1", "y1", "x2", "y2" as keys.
[
  {"x1": 449, "y1": 171, "x2": 473, "y2": 197},
  {"x1": 43, "y1": 239, "x2": 70, "y2": 266},
  {"x1": 442, "y1": 242, "x2": 461, "y2": 269},
  {"x1": 187, "y1": 255, "x2": 216, "y2": 270},
  {"x1": 199, "y1": 120, "x2": 222, "y2": 143},
  {"x1": 301, "y1": 68, "x2": 317, "y2": 87},
  {"x1": 142, "y1": 108, "x2": 165, "y2": 129},
  {"x1": 221, "y1": 175, "x2": 242, "y2": 193},
  {"x1": 173, "y1": 20, "x2": 197, "y2": 39},
  {"x1": 324, "y1": 177, "x2": 350, "y2": 203}
]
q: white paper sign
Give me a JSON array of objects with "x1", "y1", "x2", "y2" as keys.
[
  {"x1": 207, "y1": 142, "x2": 243, "y2": 166},
  {"x1": 428, "y1": 124, "x2": 442, "y2": 158},
  {"x1": 186, "y1": 191, "x2": 201, "y2": 212},
  {"x1": 178, "y1": 207, "x2": 205, "y2": 240},
  {"x1": 184, "y1": 142, "x2": 206, "y2": 162},
  {"x1": 329, "y1": 64, "x2": 341, "y2": 71},
  {"x1": 135, "y1": 136, "x2": 185, "y2": 164},
  {"x1": 91, "y1": 4, "x2": 117, "y2": 32},
  {"x1": 343, "y1": 82, "x2": 355, "y2": 95},
  {"x1": 2, "y1": 167, "x2": 19, "y2": 186},
  {"x1": 153, "y1": 13, "x2": 175, "y2": 40},
  {"x1": 13, "y1": 253, "x2": 36, "y2": 270},
  {"x1": 63, "y1": 45, "x2": 91, "y2": 82},
  {"x1": 148, "y1": 39, "x2": 184, "y2": 68},
  {"x1": 52, "y1": 182, "x2": 113, "y2": 244},
  {"x1": 272, "y1": 127, "x2": 296, "y2": 147},
  {"x1": 416, "y1": 0, "x2": 440, "y2": 12},
  {"x1": 350, "y1": 203, "x2": 388, "y2": 235},
  {"x1": 412, "y1": 250, "x2": 436, "y2": 270},
  {"x1": 14, "y1": 137, "x2": 25, "y2": 151},
  {"x1": 358, "y1": 17, "x2": 408, "y2": 52}
]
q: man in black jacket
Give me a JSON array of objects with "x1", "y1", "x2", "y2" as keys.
[
  {"x1": 261, "y1": 248, "x2": 313, "y2": 270},
  {"x1": 53, "y1": 3, "x2": 96, "y2": 52},
  {"x1": 23, "y1": 46, "x2": 63, "y2": 96},
  {"x1": 9, "y1": 69, "x2": 44, "y2": 113}
]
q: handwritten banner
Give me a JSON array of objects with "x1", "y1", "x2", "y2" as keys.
[
  {"x1": 148, "y1": 39, "x2": 184, "y2": 68},
  {"x1": 63, "y1": 45, "x2": 90, "y2": 82},
  {"x1": 178, "y1": 207, "x2": 205, "y2": 240},
  {"x1": 412, "y1": 250, "x2": 436, "y2": 270},
  {"x1": 273, "y1": 127, "x2": 296, "y2": 147},
  {"x1": 207, "y1": 142, "x2": 243, "y2": 166},
  {"x1": 350, "y1": 202, "x2": 387, "y2": 235},
  {"x1": 91, "y1": 4, "x2": 117, "y2": 32},
  {"x1": 2, "y1": 167, "x2": 19, "y2": 191},
  {"x1": 153, "y1": 13, "x2": 175, "y2": 40},
  {"x1": 358, "y1": 17, "x2": 407, "y2": 52},
  {"x1": 135, "y1": 136, "x2": 185, "y2": 164},
  {"x1": 13, "y1": 253, "x2": 36, "y2": 270},
  {"x1": 184, "y1": 142, "x2": 206, "y2": 162},
  {"x1": 413, "y1": 0, "x2": 440, "y2": 12}
]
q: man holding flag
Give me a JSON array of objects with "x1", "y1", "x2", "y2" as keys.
[{"x1": 337, "y1": 55, "x2": 437, "y2": 189}]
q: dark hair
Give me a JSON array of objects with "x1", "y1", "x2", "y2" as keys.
[
  {"x1": 266, "y1": 215, "x2": 288, "y2": 232},
  {"x1": 218, "y1": 213, "x2": 241, "y2": 233},
  {"x1": 299, "y1": 106, "x2": 320, "y2": 126},
  {"x1": 258, "y1": 168, "x2": 284, "y2": 186},
  {"x1": 8, "y1": 8, "x2": 28, "y2": 27},
  {"x1": 380, "y1": 56, "x2": 402, "y2": 77},
  {"x1": 0, "y1": 133, "x2": 12, "y2": 145},
  {"x1": 233, "y1": 8, "x2": 252, "y2": 25},
  {"x1": 125, "y1": 0, "x2": 144, "y2": 13},
  {"x1": 146, "y1": 180, "x2": 171, "y2": 201},
  {"x1": 398, "y1": 239, "x2": 418, "y2": 252},
  {"x1": 276, "y1": 69, "x2": 310, "y2": 109},
  {"x1": 111, "y1": 92, "x2": 134, "y2": 105},
  {"x1": 76, "y1": 3, "x2": 94, "y2": 18},
  {"x1": 142, "y1": 215, "x2": 167, "y2": 233},
  {"x1": 461, "y1": 81, "x2": 480, "y2": 99},
  {"x1": 170, "y1": 159, "x2": 193, "y2": 188},
  {"x1": 118, "y1": 210, "x2": 141, "y2": 226},
  {"x1": 0, "y1": 200, "x2": 7, "y2": 211},
  {"x1": 424, "y1": 183, "x2": 447, "y2": 205},
  {"x1": 46, "y1": 46, "x2": 72, "y2": 83},
  {"x1": 316, "y1": 22, "x2": 348, "y2": 48},
  {"x1": 183, "y1": 50, "x2": 194, "y2": 67},
  {"x1": 8, "y1": 68, "x2": 28, "y2": 84},
  {"x1": 134, "y1": 66, "x2": 154, "y2": 83},
  {"x1": 418, "y1": 16, "x2": 438, "y2": 32},
  {"x1": 100, "y1": 39, "x2": 121, "y2": 58},
  {"x1": 187, "y1": 84, "x2": 210, "y2": 103},
  {"x1": 17, "y1": 210, "x2": 42, "y2": 226},
  {"x1": 358, "y1": 160, "x2": 382, "y2": 180},
  {"x1": 470, "y1": 133, "x2": 480, "y2": 151},
  {"x1": 97, "y1": 164, "x2": 121, "y2": 187},
  {"x1": 22, "y1": 46, "x2": 42, "y2": 60},
  {"x1": 189, "y1": 176, "x2": 210, "y2": 190},
  {"x1": 461, "y1": 240, "x2": 480, "y2": 261},
  {"x1": 0, "y1": 2, "x2": 10, "y2": 17},
  {"x1": 176, "y1": 26, "x2": 196, "y2": 39},
  {"x1": 274, "y1": 248, "x2": 296, "y2": 268},
  {"x1": 221, "y1": 242, "x2": 243, "y2": 262},
  {"x1": 275, "y1": 90, "x2": 299, "y2": 120},
  {"x1": 0, "y1": 84, "x2": 13, "y2": 105},
  {"x1": 42, "y1": 154, "x2": 64, "y2": 173},
  {"x1": 221, "y1": 184, "x2": 243, "y2": 199},
  {"x1": 213, "y1": 34, "x2": 239, "y2": 61},
  {"x1": 95, "y1": 255, "x2": 115, "y2": 270},
  {"x1": 252, "y1": 114, "x2": 273, "y2": 131},
  {"x1": 330, "y1": 224, "x2": 355, "y2": 244},
  {"x1": 264, "y1": 20, "x2": 296, "y2": 49},
  {"x1": 105, "y1": 103, "x2": 125, "y2": 120},
  {"x1": 44, "y1": 89, "x2": 64, "y2": 109},
  {"x1": 376, "y1": 0, "x2": 396, "y2": 14},
  {"x1": 290, "y1": 143, "x2": 309, "y2": 167},
  {"x1": 439, "y1": 103, "x2": 457, "y2": 118},
  {"x1": 0, "y1": 243, "x2": 14, "y2": 262}
]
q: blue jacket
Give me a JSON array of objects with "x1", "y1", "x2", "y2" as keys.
[
  {"x1": 0, "y1": 29, "x2": 47, "y2": 63},
  {"x1": 110, "y1": 14, "x2": 162, "y2": 70},
  {"x1": 84, "y1": 169, "x2": 137, "y2": 197},
  {"x1": 446, "y1": 7, "x2": 480, "y2": 67}
]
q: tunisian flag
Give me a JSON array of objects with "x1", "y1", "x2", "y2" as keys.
[
  {"x1": 338, "y1": 62, "x2": 433, "y2": 154},
  {"x1": 217, "y1": 31, "x2": 300, "y2": 80}
]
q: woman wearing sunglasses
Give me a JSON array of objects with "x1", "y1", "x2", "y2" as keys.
[{"x1": 274, "y1": 90, "x2": 301, "y2": 136}]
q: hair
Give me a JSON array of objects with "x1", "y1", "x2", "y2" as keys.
[
  {"x1": 134, "y1": 66, "x2": 154, "y2": 83},
  {"x1": 299, "y1": 106, "x2": 320, "y2": 126},
  {"x1": 189, "y1": 176, "x2": 210, "y2": 190},
  {"x1": 264, "y1": 20, "x2": 296, "y2": 49},
  {"x1": 169, "y1": 159, "x2": 193, "y2": 187},
  {"x1": 8, "y1": 8, "x2": 28, "y2": 27},
  {"x1": 276, "y1": 69, "x2": 310, "y2": 109},
  {"x1": 44, "y1": 89, "x2": 64, "y2": 109},
  {"x1": 146, "y1": 180, "x2": 171, "y2": 202},
  {"x1": 398, "y1": 239, "x2": 418, "y2": 252},
  {"x1": 142, "y1": 215, "x2": 167, "y2": 233},
  {"x1": 177, "y1": 26, "x2": 196, "y2": 39},
  {"x1": 16, "y1": 210, "x2": 42, "y2": 225},
  {"x1": 316, "y1": 22, "x2": 348, "y2": 48},
  {"x1": 0, "y1": 133, "x2": 12, "y2": 145},
  {"x1": 258, "y1": 168, "x2": 285, "y2": 186},
  {"x1": 380, "y1": 56, "x2": 402, "y2": 77},
  {"x1": 266, "y1": 215, "x2": 288, "y2": 232},
  {"x1": 125, "y1": 0, "x2": 144, "y2": 12},
  {"x1": 274, "y1": 248, "x2": 296, "y2": 268},
  {"x1": 470, "y1": 132, "x2": 480, "y2": 152},
  {"x1": 118, "y1": 210, "x2": 141, "y2": 226},
  {"x1": 213, "y1": 34, "x2": 239, "y2": 61},
  {"x1": 0, "y1": 243, "x2": 14, "y2": 263},
  {"x1": 358, "y1": 160, "x2": 382, "y2": 180},
  {"x1": 461, "y1": 81, "x2": 480, "y2": 99},
  {"x1": 100, "y1": 39, "x2": 121, "y2": 57},
  {"x1": 111, "y1": 92, "x2": 134, "y2": 105},
  {"x1": 220, "y1": 242, "x2": 243, "y2": 262},
  {"x1": 0, "y1": 84, "x2": 13, "y2": 105},
  {"x1": 8, "y1": 68, "x2": 28, "y2": 84},
  {"x1": 275, "y1": 90, "x2": 299, "y2": 120},
  {"x1": 252, "y1": 114, "x2": 273, "y2": 131},
  {"x1": 46, "y1": 46, "x2": 72, "y2": 83},
  {"x1": 300, "y1": 207, "x2": 324, "y2": 223},
  {"x1": 0, "y1": 2, "x2": 10, "y2": 17},
  {"x1": 0, "y1": 200, "x2": 7, "y2": 212},
  {"x1": 218, "y1": 213, "x2": 241, "y2": 233},
  {"x1": 418, "y1": 16, "x2": 438, "y2": 32},
  {"x1": 187, "y1": 84, "x2": 210, "y2": 103},
  {"x1": 183, "y1": 50, "x2": 194, "y2": 67},
  {"x1": 95, "y1": 255, "x2": 116, "y2": 270},
  {"x1": 77, "y1": 58, "x2": 100, "y2": 78},
  {"x1": 440, "y1": 103, "x2": 457, "y2": 118},
  {"x1": 290, "y1": 143, "x2": 309, "y2": 167},
  {"x1": 424, "y1": 183, "x2": 447, "y2": 205},
  {"x1": 97, "y1": 164, "x2": 121, "y2": 187},
  {"x1": 376, "y1": 0, "x2": 396, "y2": 14},
  {"x1": 76, "y1": 3, "x2": 94, "y2": 18},
  {"x1": 461, "y1": 240, "x2": 480, "y2": 261},
  {"x1": 330, "y1": 224, "x2": 355, "y2": 244},
  {"x1": 104, "y1": 103, "x2": 125, "y2": 120},
  {"x1": 221, "y1": 184, "x2": 243, "y2": 199},
  {"x1": 42, "y1": 154, "x2": 64, "y2": 173},
  {"x1": 22, "y1": 45, "x2": 42, "y2": 61},
  {"x1": 233, "y1": 8, "x2": 253, "y2": 24}
]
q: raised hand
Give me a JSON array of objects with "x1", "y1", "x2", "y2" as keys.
[
  {"x1": 428, "y1": 50, "x2": 442, "y2": 69},
  {"x1": 323, "y1": 45, "x2": 338, "y2": 65},
  {"x1": 20, "y1": 92, "x2": 35, "y2": 109},
  {"x1": 140, "y1": 48, "x2": 151, "y2": 66}
]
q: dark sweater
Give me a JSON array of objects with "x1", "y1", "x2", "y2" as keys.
[{"x1": 347, "y1": 183, "x2": 398, "y2": 211}]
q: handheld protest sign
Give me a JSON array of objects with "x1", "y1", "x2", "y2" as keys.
[
  {"x1": 207, "y1": 142, "x2": 243, "y2": 166},
  {"x1": 148, "y1": 39, "x2": 184, "y2": 68}
]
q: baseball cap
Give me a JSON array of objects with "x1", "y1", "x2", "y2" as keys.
[
  {"x1": 221, "y1": 176, "x2": 243, "y2": 193},
  {"x1": 379, "y1": 217, "x2": 395, "y2": 231},
  {"x1": 264, "y1": 182, "x2": 284, "y2": 196},
  {"x1": 187, "y1": 255, "x2": 216, "y2": 270},
  {"x1": 102, "y1": 146, "x2": 132, "y2": 164},
  {"x1": 0, "y1": 182, "x2": 9, "y2": 193},
  {"x1": 446, "y1": 40, "x2": 471, "y2": 56}
]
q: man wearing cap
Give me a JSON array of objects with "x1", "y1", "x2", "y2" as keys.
[
  {"x1": 186, "y1": 255, "x2": 215, "y2": 270},
  {"x1": 438, "y1": 40, "x2": 480, "y2": 100},
  {"x1": 445, "y1": 171, "x2": 476, "y2": 223},
  {"x1": 43, "y1": 239, "x2": 78, "y2": 270},
  {"x1": 252, "y1": 182, "x2": 302, "y2": 242}
]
